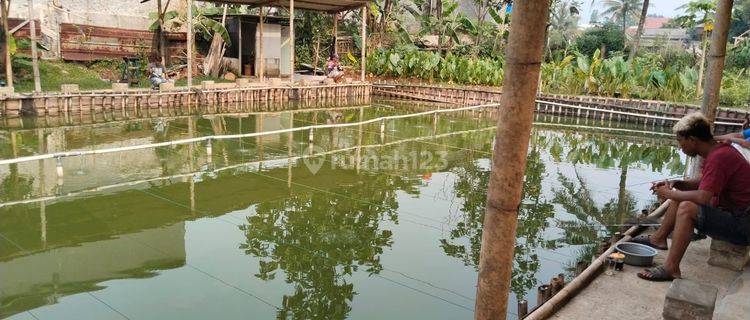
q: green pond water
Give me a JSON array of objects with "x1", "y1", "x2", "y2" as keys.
[{"x1": 0, "y1": 98, "x2": 686, "y2": 320}]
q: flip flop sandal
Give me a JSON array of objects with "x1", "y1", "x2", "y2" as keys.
[
  {"x1": 630, "y1": 235, "x2": 668, "y2": 250},
  {"x1": 637, "y1": 266, "x2": 677, "y2": 282}
]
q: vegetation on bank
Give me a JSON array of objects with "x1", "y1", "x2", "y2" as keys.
[
  {"x1": 12, "y1": 58, "x2": 232, "y2": 93},
  {"x1": 366, "y1": 47, "x2": 750, "y2": 108}
]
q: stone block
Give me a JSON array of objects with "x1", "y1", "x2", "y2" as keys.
[
  {"x1": 323, "y1": 78, "x2": 335, "y2": 85},
  {"x1": 201, "y1": 81, "x2": 215, "y2": 90},
  {"x1": 236, "y1": 78, "x2": 250, "y2": 87},
  {"x1": 663, "y1": 279, "x2": 717, "y2": 320},
  {"x1": 715, "y1": 269, "x2": 750, "y2": 320},
  {"x1": 0, "y1": 86, "x2": 14, "y2": 95},
  {"x1": 159, "y1": 82, "x2": 175, "y2": 91},
  {"x1": 708, "y1": 239, "x2": 750, "y2": 271},
  {"x1": 61, "y1": 84, "x2": 79, "y2": 93},
  {"x1": 112, "y1": 83, "x2": 129, "y2": 92}
]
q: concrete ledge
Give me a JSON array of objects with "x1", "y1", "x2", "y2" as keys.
[
  {"x1": 709, "y1": 239, "x2": 750, "y2": 271},
  {"x1": 112, "y1": 83, "x2": 129, "y2": 92},
  {"x1": 61, "y1": 84, "x2": 79, "y2": 93},
  {"x1": 236, "y1": 78, "x2": 250, "y2": 87},
  {"x1": 663, "y1": 279, "x2": 718, "y2": 320},
  {"x1": 269, "y1": 78, "x2": 282, "y2": 86},
  {"x1": 323, "y1": 78, "x2": 335, "y2": 85},
  {"x1": 159, "y1": 82, "x2": 175, "y2": 91},
  {"x1": 0, "y1": 86, "x2": 14, "y2": 95},
  {"x1": 715, "y1": 269, "x2": 750, "y2": 320},
  {"x1": 201, "y1": 81, "x2": 215, "y2": 89}
]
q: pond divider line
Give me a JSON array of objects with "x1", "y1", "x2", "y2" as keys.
[
  {"x1": 3, "y1": 96, "x2": 707, "y2": 167},
  {"x1": 2, "y1": 106, "x2": 677, "y2": 209},
  {"x1": 0, "y1": 103, "x2": 501, "y2": 166},
  {"x1": 0, "y1": 125, "x2": 497, "y2": 209}
]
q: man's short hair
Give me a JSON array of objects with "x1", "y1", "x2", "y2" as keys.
[{"x1": 673, "y1": 112, "x2": 713, "y2": 141}]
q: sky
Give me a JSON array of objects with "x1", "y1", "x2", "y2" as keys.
[{"x1": 577, "y1": 0, "x2": 691, "y2": 25}]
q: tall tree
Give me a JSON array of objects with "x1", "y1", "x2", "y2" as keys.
[
  {"x1": 602, "y1": 0, "x2": 643, "y2": 37},
  {"x1": 701, "y1": 0, "x2": 734, "y2": 123},
  {"x1": 474, "y1": 0, "x2": 550, "y2": 318},
  {"x1": 627, "y1": 0, "x2": 649, "y2": 62}
]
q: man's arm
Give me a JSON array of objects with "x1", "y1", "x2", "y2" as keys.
[
  {"x1": 673, "y1": 177, "x2": 700, "y2": 191},
  {"x1": 656, "y1": 187, "x2": 713, "y2": 205},
  {"x1": 715, "y1": 132, "x2": 744, "y2": 141}
]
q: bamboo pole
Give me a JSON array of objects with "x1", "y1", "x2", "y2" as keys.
[
  {"x1": 259, "y1": 6, "x2": 264, "y2": 82},
  {"x1": 28, "y1": 0, "x2": 40, "y2": 92},
  {"x1": 700, "y1": 0, "x2": 734, "y2": 124},
  {"x1": 360, "y1": 5, "x2": 366, "y2": 82},
  {"x1": 525, "y1": 200, "x2": 672, "y2": 319},
  {"x1": 289, "y1": 0, "x2": 294, "y2": 84},
  {"x1": 239, "y1": 17, "x2": 243, "y2": 76},
  {"x1": 187, "y1": 0, "x2": 193, "y2": 89},
  {"x1": 2, "y1": 0, "x2": 12, "y2": 88},
  {"x1": 332, "y1": 13, "x2": 338, "y2": 55},
  {"x1": 474, "y1": 1, "x2": 550, "y2": 319}
]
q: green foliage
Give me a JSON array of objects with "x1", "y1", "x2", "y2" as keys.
[
  {"x1": 727, "y1": 42, "x2": 750, "y2": 70},
  {"x1": 541, "y1": 50, "x2": 707, "y2": 103},
  {"x1": 367, "y1": 48, "x2": 503, "y2": 85},
  {"x1": 574, "y1": 23, "x2": 625, "y2": 57},
  {"x1": 719, "y1": 70, "x2": 750, "y2": 108}
]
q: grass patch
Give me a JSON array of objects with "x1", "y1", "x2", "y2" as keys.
[{"x1": 12, "y1": 58, "x2": 233, "y2": 93}]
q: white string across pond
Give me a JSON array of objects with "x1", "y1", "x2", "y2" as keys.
[{"x1": 1, "y1": 99, "x2": 737, "y2": 166}]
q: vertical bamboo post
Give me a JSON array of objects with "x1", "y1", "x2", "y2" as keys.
[
  {"x1": 360, "y1": 5, "x2": 366, "y2": 82},
  {"x1": 289, "y1": 0, "x2": 294, "y2": 84},
  {"x1": 1, "y1": 0, "x2": 12, "y2": 87},
  {"x1": 259, "y1": 6, "x2": 265, "y2": 83},
  {"x1": 187, "y1": 0, "x2": 194, "y2": 89},
  {"x1": 332, "y1": 12, "x2": 338, "y2": 55},
  {"x1": 700, "y1": 0, "x2": 733, "y2": 124},
  {"x1": 28, "y1": 0, "x2": 40, "y2": 92},
  {"x1": 239, "y1": 17, "x2": 243, "y2": 76},
  {"x1": 474, "y1": 1, "x2": 550, "y2": 319}
]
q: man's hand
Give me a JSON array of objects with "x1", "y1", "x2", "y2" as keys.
[
  {"x1": 652, "y1": 184, "x2": 673, "y2": 199},
  {"x1": 650, "y1": 180, "x2": 675, "y2": 192}
]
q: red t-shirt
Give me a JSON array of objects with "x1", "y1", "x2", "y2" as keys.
[{"x1": 699, "y1": 144, "x2": 750, "y2": 209}]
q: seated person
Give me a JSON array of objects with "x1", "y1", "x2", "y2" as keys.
[
  {"x1": 635, "y1": 112, "x2": 750, "y2": 281},
  {"x1": 715, "y1": 127, "x2": 750, "y2": 148},
  {"x1": 326, "y1": 54, "x2": 344, "y2": 83},
  {"x1": 148, "y1": 58, "x2": 169, "y2": 89}
]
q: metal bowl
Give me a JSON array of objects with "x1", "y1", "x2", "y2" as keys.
[{"x1": 615, "y1": 242, "x2": 658, "y2": 266}]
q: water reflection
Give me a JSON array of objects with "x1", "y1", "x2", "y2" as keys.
[{"x1": 0, "y1": 101, "x2": 686, "y2": 319}]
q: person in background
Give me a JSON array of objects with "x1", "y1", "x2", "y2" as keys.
[
  {"x1": 715, "y1": 127, "x2": 750, "y2": 148},
  {"x1": 634, "y1": 112, "x2": 750, "y2": 282},
  {"x1": 147, "y1": 56, "x2": 169, "y2": 89},
  {"x1": 326, "y1": 54, "x2": 344, "y2": 83}
]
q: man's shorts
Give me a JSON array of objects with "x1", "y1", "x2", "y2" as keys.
[{"x1": 697, "y1": 205, "x2": 750, "y2": 245}]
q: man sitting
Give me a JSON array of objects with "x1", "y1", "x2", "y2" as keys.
[
  {"x1": 326, "y1": 54, "x2": 344, "y2": 83},
  {"x1": 715, "y1": 128, "x2": 750, "y2": 148},
  {"x1": 635, "y1": 112, "x2": 750, "y2": 281}
]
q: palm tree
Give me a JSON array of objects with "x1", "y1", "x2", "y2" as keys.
[
  {"x1": 602, "y1": 0, "x2": 643, "y2": 37},
  {"x1": 627, "y1": 0, "x2": 649, "y2": 62}
]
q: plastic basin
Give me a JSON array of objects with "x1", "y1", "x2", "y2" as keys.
[{"x1": 615, "y1": 242, "x2": 658, "y2": 266}]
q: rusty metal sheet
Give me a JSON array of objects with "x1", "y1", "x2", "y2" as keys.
[{"x1": 60, "y1": 23, "x2": 186, "y2": 61}]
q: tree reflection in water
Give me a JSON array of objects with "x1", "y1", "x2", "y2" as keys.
[
  {"x1": 239, "y1": 174, "x2": 408, "y2": 319},
  {"x1": 440, "y1": 132, "x2": 555, "y2": 299}
]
